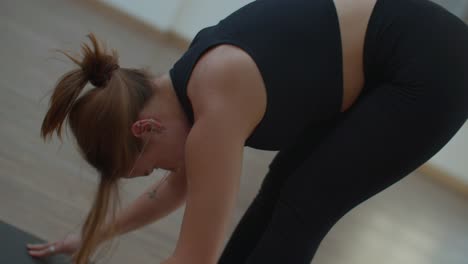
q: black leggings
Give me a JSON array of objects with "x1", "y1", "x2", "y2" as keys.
[{"x1": 218, "y1": 0, "x2": 468, "y2": 263}]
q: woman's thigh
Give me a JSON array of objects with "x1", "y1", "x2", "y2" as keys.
[
  {"x1": 218, "y1": 116, "x2": 342, "y2": 264},
  {"x1": 243, "y1": 80, "x2": 468, "y2": 264}
]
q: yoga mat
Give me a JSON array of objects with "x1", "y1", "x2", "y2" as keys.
[{"x1": 0, "y1": 220, "x2": 71, "y2": 264}]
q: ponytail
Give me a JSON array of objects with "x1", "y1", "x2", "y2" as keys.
[{"x1": 40, "y1": 33, "x2": 156, "y2": 264}]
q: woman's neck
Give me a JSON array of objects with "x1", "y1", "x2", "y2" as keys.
[{"x1": 149, "y1": 73, "x2": 185, "y2": 123}]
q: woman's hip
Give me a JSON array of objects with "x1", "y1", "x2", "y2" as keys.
[{"x1": 364, "y1": 0, "x2": 468, "y2": 93}]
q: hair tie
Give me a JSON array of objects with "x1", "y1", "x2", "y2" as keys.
[{"x1": 88, "y1": 63, "x2": 120, "y2": 87}]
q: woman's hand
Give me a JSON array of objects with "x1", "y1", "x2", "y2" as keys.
[{"x1": 26, "y1": 232, "x2": 82, "y2": 258}]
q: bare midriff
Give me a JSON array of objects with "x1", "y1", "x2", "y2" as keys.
[{"x1": 333, "y1": 0, "x2": 378, "y2": 112}]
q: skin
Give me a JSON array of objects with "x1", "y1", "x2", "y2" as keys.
[
  {"x1": 334, "y1": 0, "x2": 378, "y2": 111},
  {"x1": 123, "y1": 0, "x2": 379, "y2": 262}
]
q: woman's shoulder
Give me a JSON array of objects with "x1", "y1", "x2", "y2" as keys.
[
  {"x1": 189, "y1": 43, "x2": 256, "y2": 83},
  {"x1": 186, "y1": 43, "x2": 267, "y2": 137}
]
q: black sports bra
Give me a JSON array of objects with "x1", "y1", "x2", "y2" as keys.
[{"x1": 169, "y1": 0, "x2": 343, "y2": 151}]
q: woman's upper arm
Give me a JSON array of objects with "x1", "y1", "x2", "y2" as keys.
[
  {"x1": 167, "y1": 166, "x2": 187, "y2": 199},
  {"x1": 187, "y1": 44, "x2": 266, "y2": 136},
  {"x1": 169, "y1": 50, "x2": 263, "y2": 263}
]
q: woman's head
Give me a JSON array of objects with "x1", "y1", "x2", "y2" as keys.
[
  {"x1": 41, "y1": 33, "x2": 157, "y2": 179},
  {"x1": 125, "y1": 72, "x2": 192, "y2": 177},
  {"x1": 40, "y1": 33, "x2": 189, "y2": 263}
]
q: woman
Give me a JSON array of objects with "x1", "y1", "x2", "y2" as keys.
[{"x1": 27, "y1": 0, "x2": 468, "y2": 263}]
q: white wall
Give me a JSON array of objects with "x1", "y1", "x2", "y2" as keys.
[
  {"x1": 171, "y1": 0, "x2": 253, "y2": 40},
  {"x1": 102, "y1": 0, "x2": 252, "y2": 39},
  {"x1": 102, "y1": 0, "x2": 184, "y2": 32},
  {"x1": 431, "y1": 0, "x2": 468, "y2": 18}
]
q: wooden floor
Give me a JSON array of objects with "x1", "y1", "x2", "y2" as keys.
[{"x1": 1, "y1": 0, "x2": 468, "y2": 263}]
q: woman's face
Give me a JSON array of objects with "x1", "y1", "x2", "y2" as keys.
[
  {"x1": 124, "y1": 73, "x2": 191, "y2": 178},
  {"x1": 124, "y1": 117, "x2": 190, "y2": 178}
]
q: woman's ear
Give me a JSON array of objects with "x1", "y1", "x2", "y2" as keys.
[
  {"x1": 131, "y1": 118, "x2": 164, "y2": 137},
  {"x1": 131, "y1": 120, "x2": 146, "y2": 137}
]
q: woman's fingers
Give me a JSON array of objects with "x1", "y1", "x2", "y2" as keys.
[
  {"x1": 28, "y1": 247, "x2": 53, "y2": 258},
  {"x1": 26, "y1": 242, "x2": 53, "y2": 250},
  {"x1": 27, "y1": 241, "x2": 60, "y2": 258}
]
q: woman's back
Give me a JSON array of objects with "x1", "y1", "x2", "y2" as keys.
[{"x1": 170, "y1": 0, "x2": 361, "y2": 151}]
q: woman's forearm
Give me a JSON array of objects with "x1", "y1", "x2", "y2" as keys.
[{"x1": 99, "y1": 169, "x2": 187, "y2": 243}]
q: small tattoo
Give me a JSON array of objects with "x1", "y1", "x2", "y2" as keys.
[{"x1": 148, "y1": 189, "x2": 157, "y2": 199}]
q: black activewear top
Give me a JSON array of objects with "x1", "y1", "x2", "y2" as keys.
[{"x1": 169, "y1": 0, "x2": 344, "y2": 151}]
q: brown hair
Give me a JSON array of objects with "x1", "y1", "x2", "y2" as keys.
[{"x1": 41, "y1": 33, "x2": 156, "y2": 263}]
